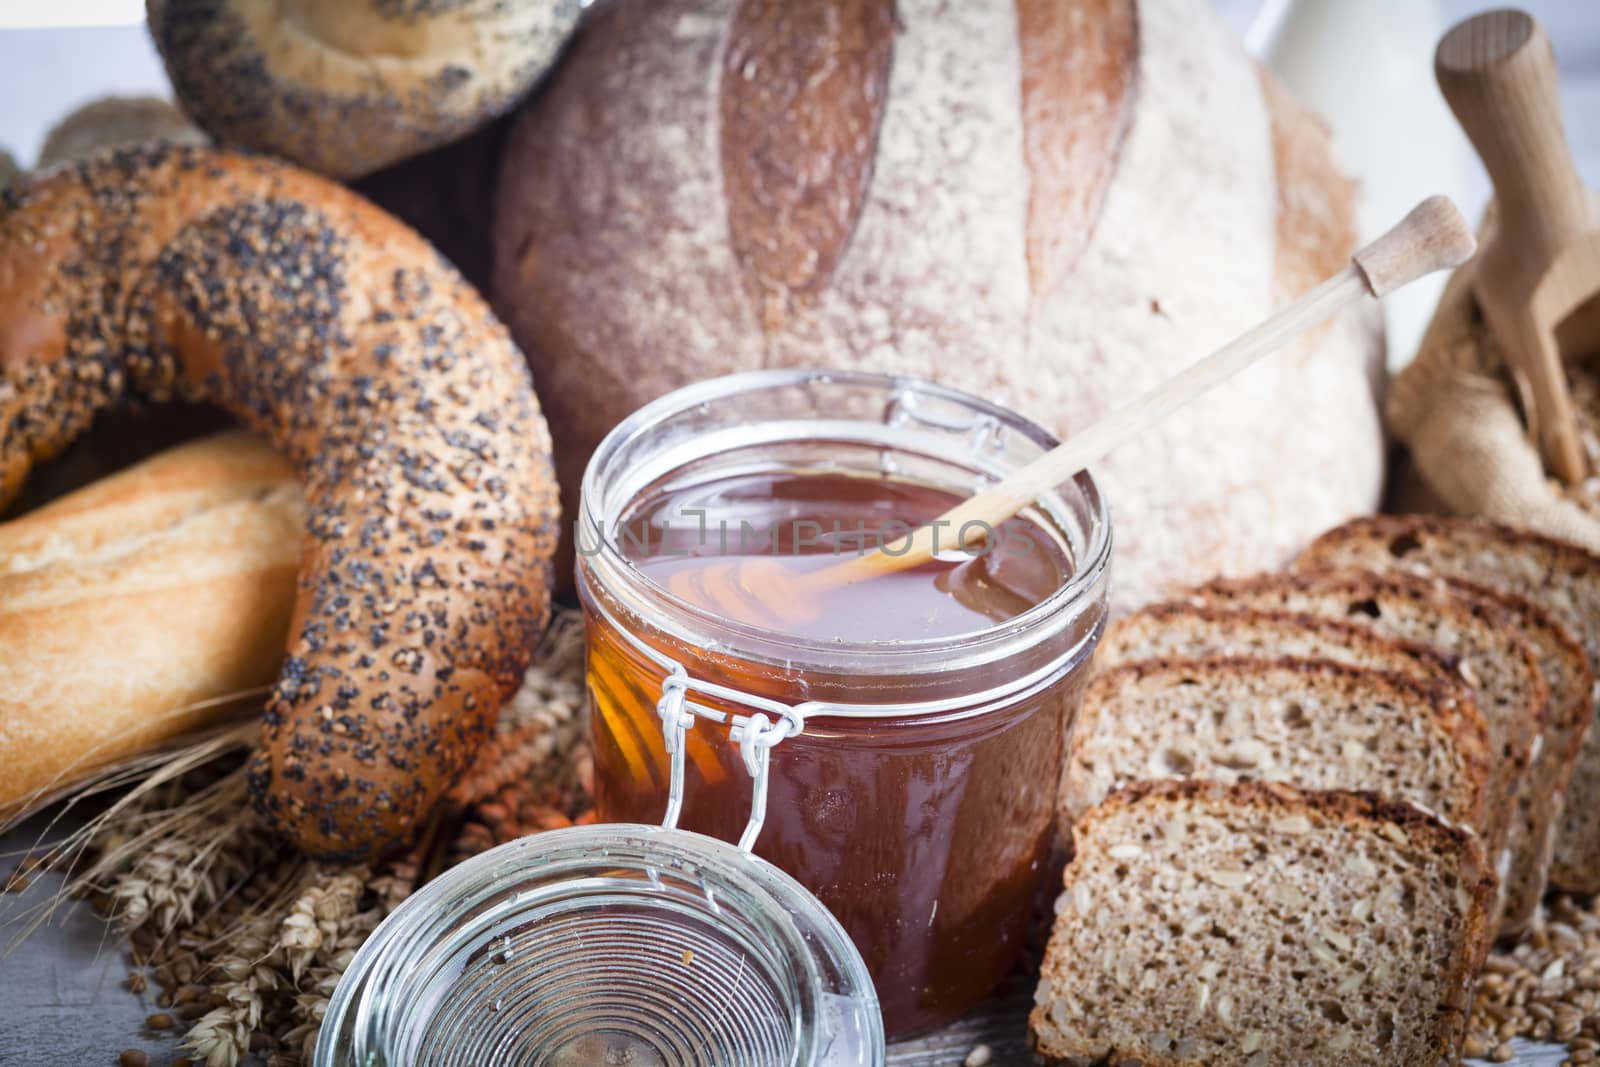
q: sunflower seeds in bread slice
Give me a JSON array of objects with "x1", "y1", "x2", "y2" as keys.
[
  {"x1": 1061, "y1": 657, "x2": 1491, "y2": 838},
  {"x1": 1093, "y1": 602, "x2": 1498, "y2": 916},
  {"x1": 1283, "y1": 565, "x2": 1587, "y2": 934},
  {"x1": 1299, "y1": 513, "x2": 1600, "y2": 892},
  {"x1": 1434, "y1": 582, "x2": 1593, "y2": 936},
  {"x1": 1032, "y1": 779, "x2": 1495, "y2": 1067},
  {"x1": 1189, "y1": 568, "x2": 1544, "y2": 929}
]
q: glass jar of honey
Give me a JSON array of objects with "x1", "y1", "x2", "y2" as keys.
[{"x1": 577, "y1": 370, "x2": 1110, "y2": 1036}]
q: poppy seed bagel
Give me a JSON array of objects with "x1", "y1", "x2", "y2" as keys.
[{"x1": 0, "y1": 144, "x2": 561, "y2": 860}]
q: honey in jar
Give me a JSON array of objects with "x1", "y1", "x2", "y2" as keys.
[
  {"x1": 577, "y1": 370, "x2": 1110, "y2": 1036},
  {"x1": 629, "y1": 472, "x2": 1067, "y2": 638}
]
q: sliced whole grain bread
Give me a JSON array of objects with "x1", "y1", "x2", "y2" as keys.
[
  {"x1": 1061, "y1": 657, "x2": 1490, "y2": 837},
  {"x1": 1097, "y1": 603, "x2": 1466, "y2": 693},
  {"x1": 1031, "y1": 779, "x2": 1495, "y2": 1067},
  {"x1": 1188, "y1": 567, "x2": 1544, "y2": 929},
  {"x1": 1436, "y1": 581, "x2": 1593, "y2": 935},
  {"x1": 1299, "y1": 514, "x2": 1600, "y2": 893},
  {"x1": 1284, "y1": 567, "x2": 1587, "y2": 935}
]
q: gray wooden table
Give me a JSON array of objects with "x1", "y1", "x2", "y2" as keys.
[
  {"x1": 0, "y1": 821, "x2": 1572, "y2": 1066},
  {"x1": 0, "y1": 825, "x2": 1037, "y2": 1066}
]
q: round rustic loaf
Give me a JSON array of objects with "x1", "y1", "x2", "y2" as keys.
[
  {"x1": 0, "y1": 145, "x2": 561, "y2": 860},
  {"x1": 493, "y1": 0, "x2": 1386, "y2": 612},
  {"x1": 148, "y1": 0, "x2": 582, "y2": 179}
]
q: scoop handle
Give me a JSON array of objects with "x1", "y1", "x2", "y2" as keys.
[
  {"x1": 1436, "y1": 9, "x2": 1589, "y2": 267},
  {"x1": 820, "y1": 197, "x2": 1476, "y2": 587}
]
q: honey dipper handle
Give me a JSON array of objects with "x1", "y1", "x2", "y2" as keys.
[
  {"x1": 1351, "y1": 195, "x2": 1483, "y2": 299},
  {"x1": 1436, "y1": 10, "x2": 1589, "y2": 266},
  {"x1": 819, "y1": 198, "x2": 1476, "y2": 587}
]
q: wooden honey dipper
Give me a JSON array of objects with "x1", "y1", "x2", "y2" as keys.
[{"x1": 666, "y1": 197, "x2": 1477, "y2": 624}]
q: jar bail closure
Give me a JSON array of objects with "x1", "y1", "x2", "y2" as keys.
[
  {"x1": 653, "y1": 662, "x2": 808, "y2": 851},
  {"x1": 595, "y1": 550, "x2": 1096, "y2": 856}
]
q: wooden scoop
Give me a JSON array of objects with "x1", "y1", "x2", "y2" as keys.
[
  {"x1": 670, "y1": 197, "x2": 1476, "y2": 623},
  {"x1": 1437, "y1": 9, "x2": 1600, "y2": 485}
]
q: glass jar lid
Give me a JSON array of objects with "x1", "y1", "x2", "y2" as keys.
[{"x1": 315, "y1": 823, "x2": 884, "y2": 1067}]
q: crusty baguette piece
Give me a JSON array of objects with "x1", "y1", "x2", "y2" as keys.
[
  {"x1": 1032, "y1": 779, "x2": 1494, "y2": 1066},
  {"x1": 1061, "y1": 657, "x2": 1491, "y2": 837},
  {"x1": 1298, "y1": 514, "x2": 1600, "y2": 893},
  {"x1": 1190, "y1": 567, "x2": 1545, "y2": 933},
  {"x1": 0, "y1": 432, "x2": 302, "y2": 815}
]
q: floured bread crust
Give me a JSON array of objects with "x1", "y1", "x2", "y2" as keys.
[{"x1": 493, "y1": 0, "x2": 1384, "y2": 615}]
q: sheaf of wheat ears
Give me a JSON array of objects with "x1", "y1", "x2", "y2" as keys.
[
  {"x1": 0, "y1": 688, "x2": 268, "y2": 957},
  {"x1": 1, "y1": 608, "x2": 590, "y2": 966}
]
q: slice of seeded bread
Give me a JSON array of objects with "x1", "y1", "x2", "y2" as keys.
[
  {"x1": 1299, "y1": 514, "x2": 1600, "y2": 893},
  {"x1": 1097, "y1": 603, "x2": 1466, "y2": 692},
  {"x1": 1032, "y1": 780, "x2": 1495, "y2": 1067},
  {"x1": 1437, "y1": 582, "x2": 1593, "y2": 935},
  {"x1": 1061, "y1": 657, "x2": 1491, "y2": 838},
  {"x1": 1277, "y1": 569, "x2": 1587, "y2": 935},
  {"x1": 1188, "y1": 568, "x2": 1544, "y2": 929}
]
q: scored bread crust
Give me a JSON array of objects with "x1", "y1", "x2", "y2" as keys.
[
  {"x1": 492, "y1": 0, "x2": 1383, "y2": 614},
  {"x1": 1062, "y1": 655, "x2": 1493, "y2": 834},
  {"x1": 1033, "y1": 779, "x2": 1495, "y2": 1066},
  {"x1": 1299, "y1": 514, "x2": 1600, "y2": 892},
  {"x1": 1251, "y1": 68, "x2": 1386, "y2": 588}
]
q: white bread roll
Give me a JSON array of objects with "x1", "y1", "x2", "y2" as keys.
[
  {"x1": 0, "y1": 432, "x2": 302, "y2": 815},
  {"x1": 493, "y1": 0, "x2": 1386, "y2": 612},
  {"x1": 149, "y1": 0, "x2": 581, "y2": 179}
]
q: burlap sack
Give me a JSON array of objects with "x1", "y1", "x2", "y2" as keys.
[{"x1": 1387, "y1": 207, "x2": 1600, "y2": 552}]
